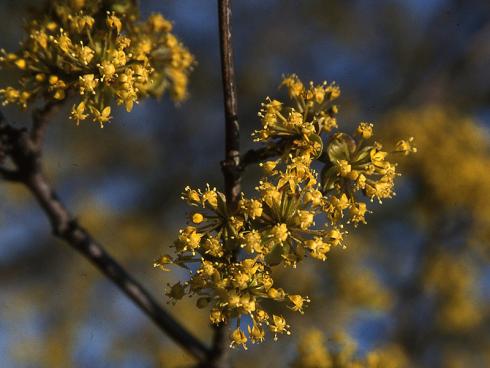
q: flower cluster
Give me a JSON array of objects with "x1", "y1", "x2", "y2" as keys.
[
  {"x1": 291, "y1": 329, "x2": 408, "y2": 368},
  {"x1": 0, "y1": 0, "x2": 193, "y2": 127},
  {"x1": 155, "y1": 75, "x2": 415, "y2": 349}
]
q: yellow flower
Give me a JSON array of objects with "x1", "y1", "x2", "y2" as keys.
[
  {"x1": 337, "y1": 159, "x2": 352, "y2": 177},
  {"x1": 269, "y1": 315, "x2": 290, "y2": 340},
  {"x1": 183, "y1": 187, "x2": 201, "y2": 204},
  {"x1": 178, "y1": 226, "x2": 203, "y2": 251},
  {"x1": 78, "y1": 45, "x2": 95, "y2": 65},
  {"x1": 0, "y1": 87, "x2": 20, "y2": 104},
  {"x1": 210, "y1": 308, "x2": 224, "y2": 324},
  {"x1": 282, "y1": 74, "x2": 304, "y2": 97},
  {"x1": 110, "y1": 49, "x2": 127, "y2": 67},
  {"x1": 305, "y1": 237, "x2": 331, "y2": 261},
  {"x1": 350, "y1": 202, "x2": 368, "y2": 225},
  {"x1": 148, "y1": 13, "x2": 172, "y2": 32},
  {"x1": 248, "y1": 324, "x2": 265, "y2": 343},
  {"x1": 91, "y1": 106, "x2": 112, "y2": 127},
  {"x1": 370, "y1": 148, "x2": 388, "y2": 168},
  {"x1": 240, "y1": 199, "x2": 263, "y2": 219},
  {"x1": 271, "y1": 223, "x2": 288, "y2": 243},
  {"x1": 357, "y1": 122, "x2": 373, "y2": 139},
  {"x1": 304, "y1": 189, "x2": 323, "y2": 207},
  {"x1": 14, "y1": 59, "x2": 26, "y2": 70},
  {"x1": 79, "y1": 74, "x2": 98, "y2": 95},
  {"x1": 70, "y1": 102, "x2": 88, "y2": 125},
  {"x1": 153, "y1": 255, "x2": 173, "y2": 271},
  {"x1": 288, "y1": 294, "x2": 310, "y2": 313},
  {"x1": 242, "y1": 231, "x2": 263, "y2": 253},
  {"x1": 327, "y1": 228, "x2": 343, "y2": 247},
  {"x1": 260, "y1": 160, "x2": 278, "y2": 175},
  {"x1": 32, "y1": 31, "x2": 48, "y2": 49},
  {"x1": 395, "y1": 137, "x2": 417, "y2": 155},
  {"x1": 192, "y1": 213, "x2": 204, "y2": 224},
  {"x1": 230, "y1": 328, "x2": 248, "y2": 349},
  {"x1": 98, "y1": 61, "x2": 116, "y2": 81},
  {"x1": 73, "y1": 15, "x2": 95, "y2": 32},
  {"x1": 106, "y1": 14, "x2": 122, "y2": 33},
  {"x1": 57, "y1": 33, "x2": 72, "y2": 53},
  {"x1": 268, "y1": 287, "x2": 286, "y2": 300},
  {"x1": 294, "y1": 210, "x2": 314, "y2": 230},
  {"x1": 202, "y1": 189, "x2": 218, "y2": 208},
  {"x1": 203, "y1": 237, "x2": 223, "y2": 257}
]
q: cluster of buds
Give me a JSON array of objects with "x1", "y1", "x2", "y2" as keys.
[
  {"x1": 155, "y1": 75, "x2": 416, "y2": 349},
  {"x1": 0, "y1": 0, "x2": 193, "y2": 127}
]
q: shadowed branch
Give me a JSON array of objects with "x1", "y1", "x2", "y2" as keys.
[{"x1": 0, "y1": 110, "x2": 210, "y2": 363}]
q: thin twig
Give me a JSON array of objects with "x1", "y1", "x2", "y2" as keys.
[
  {"x1": 0, "y1": 166, "x2": 20, "y2": 181},
  {"x1": 239, "y1": 138, "x2": 293, "y2": 171},
  {"x1": 218, "y1": 0, "x2": 240, "y2": 209},
  {"x1": 203, "y1": 1, "x2": 241, "y2": 367},
  {"x1": 30, "y1": 101, "x2": 62, "y2": 150},
  {"x1": 0, "y1": 111, "x2": 210, "y2": 362}
]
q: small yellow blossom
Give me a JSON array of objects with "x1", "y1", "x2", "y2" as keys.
[
  {"x1": 106, "y1": 13, "x2": 122, "y2": 33},
  {"x1": 230, "y1": 328, "x2": 248, "y2": 349},
  {"x1": 288, "y1": 295, "x2": 310, "y2": 313},
  {"x1": 337, "y1": 159, "x2": 352, "y2": 177},
  {"x1": 395, "y1": 137, "x2": 417, "y2": 155},
  {"x1": 153, "y1": 255, "x2": 173, "y2": 271},
  {"x1": 271, "y1": 223, "x2": 288, "y2": 243},
  {"x1": 70, "y1": 101, "x2": 88, "y2": 125},
  {"x1": 79, "y1": 74, "x2": 98, "y2": 95},
  {"x1": 269, "y1": 315, "x2": 290, "y2": 340},
  {"x1": 248, "y1": 324, "x2": 265, "y2": 343},
  {"x1": 357, "y1": 122, "x2": 374, "y2": 139},
  {"x1": 192, "y1": 213, "x2": 204, "y2": 224},
  {"x1": 91, "y1": 106, "x2": 112, "y2": 128}
]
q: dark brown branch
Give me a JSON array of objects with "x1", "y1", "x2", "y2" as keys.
[
  {"x1": 203, "y1": 1, "x2": 241, "y2": 367},
  {"x1": 239, "y1": 138, "x2": 295, "y2": 171},
  {"x1": 239, "y1": 146, "x2": 279, "y2": 171},
  {"x1": 218, "y1": 0, "x2": 240, "y2": 209},
  {"x1": 30, "y1": 101, "x2": 62, "y2": 150},
  {"x1": 0, "y1": 166, "x2": 21, "y2": 181},
  {"x1": 0, "y1": 111, "x2": 209, "y2": 362}
]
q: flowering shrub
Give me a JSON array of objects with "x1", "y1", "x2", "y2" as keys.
[
  {"x1": 155, "y1": 75, "x2": 416, "y2": 349},
  {"x1": 0, "y1": 0, "x2": 193, "y2": 127},
  {"x1": 291, "y1": 329, "x2": 408, "y2": 368}
]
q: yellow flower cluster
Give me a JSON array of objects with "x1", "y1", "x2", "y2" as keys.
[
  {"x1": 0, "y1": 0, "x2": 193, "y2": 127},
  {"x1": 155, "y1": 75, "x2": 415, "y2": 349},
  {"x1": 292, "y1": 329, "x2": 408, "y2": 368},
  {"x1": 385, "y1": 107, "x2": 490, "y2": 251},
  {"x1": 424, "y1": 253, "x2": 482, "y2": 332}
]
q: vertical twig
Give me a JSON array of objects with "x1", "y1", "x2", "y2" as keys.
[
  {"x1": 219, "y1": 0, "x2": 241, "y2": 210},
  {"x1": 203, "y1": 1, "x2": 240, "y2": 367}
]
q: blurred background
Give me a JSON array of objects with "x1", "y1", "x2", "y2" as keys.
[{"x1": 1, "y1": 0, "x2": 490, "y2": 367}]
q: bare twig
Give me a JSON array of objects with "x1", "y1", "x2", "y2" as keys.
[
  {"x1": 218, "y1": 0, "x2": 240, "y2": 210},
  {"x1": 0, "y1": 111, "x2": 209, "y2": 362}
]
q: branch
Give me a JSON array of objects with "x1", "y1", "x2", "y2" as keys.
[
  {"x1": 0, "y1": 111, "x2": 209, "y2": 362},
  {"x1": 239, "y1": 138, "x2": 295, "y2": 171},
  {"x1": 0, "y1": 166, "x2": 21, "y2": 181},
  {"x1": 30, "y1": 101, "x2": 62, "y2": 150},
  {"x1": 218, "y1": 0, "x2": 240, "y2": 209},
  {"x1": 203, "y1": 1, "x2": 241, "y2": 367}
]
